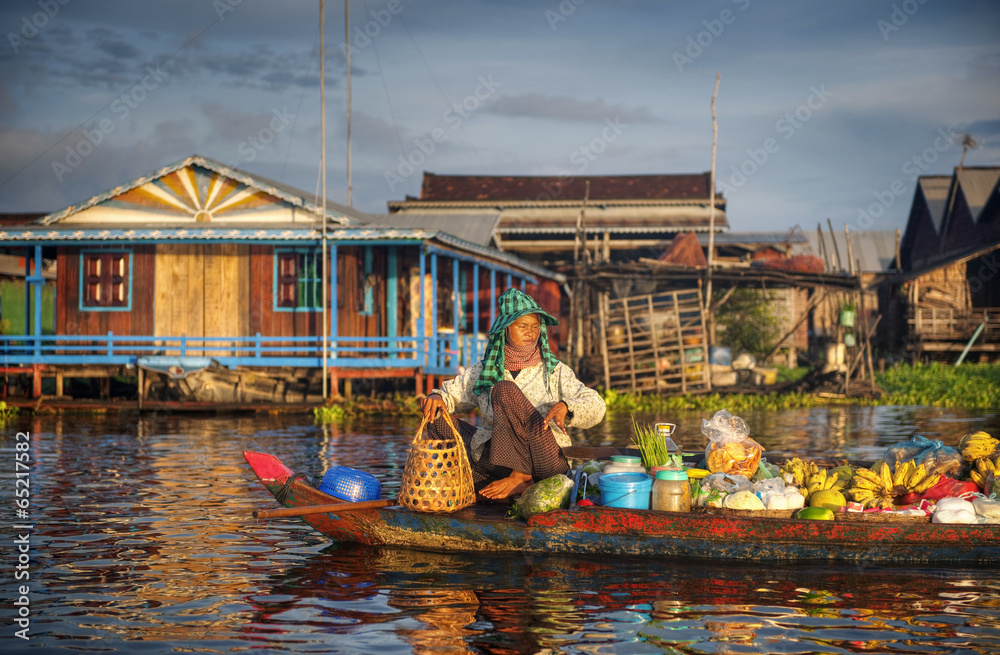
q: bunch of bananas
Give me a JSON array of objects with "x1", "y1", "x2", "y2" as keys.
[
  {"x1": 970, "y1": 454, "x2": 1000, "y2": 489},
  {"x1": 780, "y1": 457, "x2": 810, "y2": 488},
  {"x1": 780, "y1": 458, "x2": 848, "y2": 501},
  {"x1": 847, "y1": 460, "x2": 941, "y2": 509},
  {"x1": 959, "y1": 431, "x2": 999, "y2": 462},
  {"x1": 805, "y1": 466, "x2": 847, "y2": 499}
]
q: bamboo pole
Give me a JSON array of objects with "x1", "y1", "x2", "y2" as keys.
[
  {"x1": 816, "y1": 223, "x2": 830, "y2": 272},
  {"x1": 705, "y1": 73, "x2": 721, "y2": 344},
  {"x1": 826, "y1": 218, "x2": 842, "y2": 272},
  {"x1": 844, "y1": 224, "x2": 855, "y2": 276},
  {"x1": 623, "y1": 300, "x2": 637, "y2": 392},
  {"x1": 598, "y1": 291, "x2": 611, "y2": 392},
  {"x1": 320, "y1": 0, "x2": 328, "y2": 399},
  {"x1": 648, "y1": 295, "x2": 663, "y2": 391}
]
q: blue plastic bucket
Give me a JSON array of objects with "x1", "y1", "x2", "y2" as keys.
[
  {"x1": 318, "y1": 466, "x2": 382, "y2": 502},
  {"x1": 598, "y1": 472, "x2": 652, "y2": 509}
]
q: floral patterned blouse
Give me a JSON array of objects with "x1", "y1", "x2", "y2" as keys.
[{"x1": 432, "y1": 360, "x2": 607, "y2": 461}]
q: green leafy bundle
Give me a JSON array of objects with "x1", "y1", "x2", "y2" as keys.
[{"x1": 630, "y1": 414, "x2": 677, "y2": 469}]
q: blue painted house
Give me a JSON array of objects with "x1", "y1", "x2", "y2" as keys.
[{"x1": 0, "y1": 156, "x2": 565, "y2": 403}]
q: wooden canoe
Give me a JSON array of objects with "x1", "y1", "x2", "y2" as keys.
[{"x1": 244, "y1": 450, "x2": 1000, "y2": 565}]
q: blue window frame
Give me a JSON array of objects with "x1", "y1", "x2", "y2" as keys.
[
  {"x1": 80, "y1": 249, "x2": 132, "y2": 311},
  {"x1": 275, "y1": 248, "x2": 322, "y2": 311}
]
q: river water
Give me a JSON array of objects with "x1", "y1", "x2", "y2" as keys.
[{"x1": 2, "y1": 406, "x2": 1000, "y2": 654}]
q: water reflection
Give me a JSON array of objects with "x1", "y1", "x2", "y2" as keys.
[{"x1": 1, "y1": 408, "x2": 999, "y2": 654}]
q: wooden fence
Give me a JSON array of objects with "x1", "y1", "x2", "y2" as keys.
[
  {"x1": 908, "y1": 307, "x2": 1000, "y2": 352},
  {"x1": 593, "y1": 290, "x2": 710, "y2": 394}
]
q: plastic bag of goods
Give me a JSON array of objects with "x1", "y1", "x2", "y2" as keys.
[
  {"x1": 880, "y1": 435, "x2": 934, "y2": 469},
  {"x1": 514, "y1": 474, "x2": 574, "y2": 519},
  {"x1": 932, "y1": 497, "x2": 977, "y2": 524},
  {"x1": 972, "y1": 497, "x2": 1000, "y2": 519},
  {"x1": 912, "y1": 440, "x2": 966, "y2": 479},
  {"x1": 578, "y1": 460, "x2": 603, "y2": 499},
  {"x1": 752, "y1": 478, "x2": 806, "y2": 510},
  {"x1": 693, "y1": 485, "x2": 726, "y2": 508},
  {"x1": 920, "y1": 476, "x2": 980, "y2": 502},
  {"x1": 701, "y1": 409, "x2": 764, "y2": 477},
  {"x1": 702, "y1": 472, "x2": 752, "y2": 494}
]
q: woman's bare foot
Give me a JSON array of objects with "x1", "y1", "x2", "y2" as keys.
[{"x1": 479, "y1": 471, "x2": 533, "y2": 501}]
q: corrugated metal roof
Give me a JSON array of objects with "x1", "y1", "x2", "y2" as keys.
[
  {"x1": 696, "y1": 231, "x2": 808, "y2": 246},
  {"x1": 918, "y1": 176, "x2": 951, "y2": 233},
  {"x1": 805, "y1": 229, "x2": 898, "y2": 273},
  {"x1": 957, "y1": 168, "x2": 1000, "y2": 223},
  {"x1": 360, "y1": 212, "x2": 500, "y2": 247},
  {"x1": 416, "y1": 172, "x2": 716, "y2": 202},
  {"x1": 0, "y1": 224, "x2": 563, "y2": 282}
]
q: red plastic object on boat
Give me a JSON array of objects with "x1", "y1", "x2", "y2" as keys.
[{"x1": 919, "y1": 477, "x2": 980, "y2": 502}]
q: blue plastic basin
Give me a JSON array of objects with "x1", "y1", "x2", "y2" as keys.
[{"x1": 598, "y1": 472, "x2": 652, "y2": 509}]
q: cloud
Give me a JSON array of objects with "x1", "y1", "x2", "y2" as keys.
[
  {"x1": 485, "y1": 92, "x2": 657, "y2": 123},
  {"x1": 201, "y1": 102, "x2": 282, "y2": 142},
  {"x1": 87, "y1": 26, "x2": 142, "y2": 60}
]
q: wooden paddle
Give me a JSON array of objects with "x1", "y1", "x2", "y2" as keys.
[{"x1": 253, "y1": 498, "x2": 396, "y2": 519}]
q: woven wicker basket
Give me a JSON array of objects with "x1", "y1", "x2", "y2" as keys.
[
  {"x1": 834, "y1": 511, "x2": 930, "y2": 523},
  {"x1": 398, "y1": 412, "x2": 476, "y2": 513}
]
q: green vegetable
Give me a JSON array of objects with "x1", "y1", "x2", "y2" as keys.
[
  {"x1": 630, "y1": 414, "x2": 676, "y2": 469},
  {"x1": 514, "y1": 474, "x2": 574, "y2": 519}
]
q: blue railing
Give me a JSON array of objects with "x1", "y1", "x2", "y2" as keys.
[{"x1": 0, "y1": 332, "x2": 489, "y2": 375}]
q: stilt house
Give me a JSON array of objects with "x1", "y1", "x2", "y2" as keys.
[
  {"x1": 0, "y1": 156, "x2": 564, "y2": 403},
  {"x1": 886, "y1": 167, "x2": 1000, "y2": 360}
]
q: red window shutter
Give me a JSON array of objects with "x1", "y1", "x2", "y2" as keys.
[{"x1": 277, "y1": 253, "x2": 298, "y2": 307}]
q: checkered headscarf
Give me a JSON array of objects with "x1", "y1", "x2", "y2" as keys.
[{"x1": 474, "y1": 289, "x2": 560, "y2": 396}]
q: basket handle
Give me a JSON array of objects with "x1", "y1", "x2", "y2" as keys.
[{"x1": 414, "y1": 410, "x2": 464, "y2": 445}]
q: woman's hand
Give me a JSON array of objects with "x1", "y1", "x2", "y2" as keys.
[
  {"x1": 420, "y1": 393, "x2": 446, "y2": 421},
  {"x1": 543, "y1": 401, "x2": 569, "y2": 432}
]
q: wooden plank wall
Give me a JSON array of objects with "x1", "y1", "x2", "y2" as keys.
[
  {"x1": 248, "y1": 244, "x2": 318, "y2": 349},
  {"x1": 153, "y1": 244, "x2": 249, "y2": 356},
  {"x1": 57, "y1": 245, "x2": 155, "y2": 338}
]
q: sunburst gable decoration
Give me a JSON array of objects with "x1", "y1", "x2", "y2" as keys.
[{"x1": 105, "y1": 164, "x2": 282, "y2": 221}]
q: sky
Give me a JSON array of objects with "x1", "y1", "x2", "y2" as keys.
[{"x1": 1, "y1": 0, "x2": 998, "y2": 236}]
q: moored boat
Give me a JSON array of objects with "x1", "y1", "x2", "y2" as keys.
[{"x1": 244, "y1": 450, "x2": 1000, "y2": 564}]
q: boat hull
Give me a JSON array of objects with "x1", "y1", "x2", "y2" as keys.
[{"x1": 244, "y1": 451, "x2": 1000, "y2": 564}]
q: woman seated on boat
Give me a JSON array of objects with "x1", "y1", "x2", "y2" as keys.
[{"x1": 420, "y1": 288, "x2": 606, "y2": 502}]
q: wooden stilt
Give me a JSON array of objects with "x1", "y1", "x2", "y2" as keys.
[{"x1": 32, "y1": 364, "x2": 42, "y2": 398}]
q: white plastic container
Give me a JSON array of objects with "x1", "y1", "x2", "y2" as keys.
[{"x1": 602, "y1": 455, "x2": 645, "y2": 476}]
